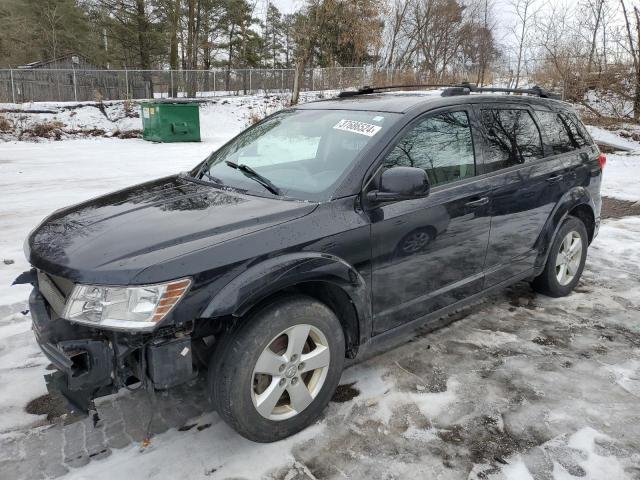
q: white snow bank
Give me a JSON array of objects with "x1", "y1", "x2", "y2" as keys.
[
  {"x1": 0, "y1": 91, "x2": 334, "y2": 142},
  {"x1": 601, "y1": 153, "x2": 640, "y2": 201},
  {"x1": 587, "y1": 125, "x2": 640, "y2": 152}
]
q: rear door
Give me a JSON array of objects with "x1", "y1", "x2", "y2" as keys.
[
  {"x1": 369, "y1": 107, "x2": 493, "y2": 334},
  {"x1": 475, "y1": 104, "x2": 569, "y2": 286}
]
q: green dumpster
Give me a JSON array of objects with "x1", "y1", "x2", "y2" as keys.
[{"x1": 140, "y1": 100, "x2": 201, "y2": 142}]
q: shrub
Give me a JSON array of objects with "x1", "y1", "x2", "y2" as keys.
[
  {"x1": 0, "y1": 115, "x2": 12, "y2": 132},
  {"x1": 30, "y1": 121, "x2": 65, "y2": 139}
]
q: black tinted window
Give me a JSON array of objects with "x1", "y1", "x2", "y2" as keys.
[
  {"x1": 384, "y1": 111, "x2": 475, "y2": 187},
  {"x1": 535, "y1": 110, "x2": 575, "y2": 154},
  {"x1": 480, "y1": 109, "x2": 543, "y2": 172},
  {"x1": 559, "y1": 112, "x2": 591, "y2": 148}
]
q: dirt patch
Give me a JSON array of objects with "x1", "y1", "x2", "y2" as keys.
[
  {"x1": 331, "y1": 382, "x2": 360, "y2": 403},
  {"x1": 113, "y1": 129, "x2": 142, "y2": 139},
  {"x1": 532, "y1": 335, "x2": 562, "y2": 347},
  {"x1": 25, "y1": 392, "x2": 70, "y2": 421},
  {"x1": 505, "y1": 283, "x2": 538, "y2": 310},
  {"x1": 597, "y1": 143, "x2": 617, "y2": 154},
  {"x1": 601, "y1": 196, "x2": 640, "y2": 219},
  {"x1": 437, "y1": 415, "x2": 549, "y2": 472},
  {"x1": 392, "y1": 358, "x2": 449, "y2": 393}
]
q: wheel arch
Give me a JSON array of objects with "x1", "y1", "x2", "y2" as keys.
[
  {"x1": 201, "y1": 252, "x2": 371, "y2": 358},
  {"x1": 567, "y1": 203, "x2": 596, "y2": 243},
  {"x1": 534, "y1": 186, "x2": 597, "y2": 273}
]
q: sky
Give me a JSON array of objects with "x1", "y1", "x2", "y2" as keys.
[{"x1": 265, "y1": 0, "x2": 300, "y2": 14}]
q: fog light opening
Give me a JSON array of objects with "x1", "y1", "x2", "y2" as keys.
[{"x1": 68, "y1": 350, "x2": 90, "y2": 378}]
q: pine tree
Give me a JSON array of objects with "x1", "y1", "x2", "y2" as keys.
[{"x1": 262, "y1": 3, "x2": 284, "y2": 68}]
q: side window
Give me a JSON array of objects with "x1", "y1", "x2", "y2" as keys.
[
  {"x1": 480, "y1": 109, "x2": 544, "y2": 172},
  {"x1": 558, "y1": 112, "x2": 592, "y2": 148},
  {"x1": 535, "y1": 110, "x2": 575, "y2": 155},
  {"x1": 383, "y1": 111, "x2": 475, "y2": 187}
]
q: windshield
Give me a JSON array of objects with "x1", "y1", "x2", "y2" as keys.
[{"x1": 194, "y1": 109, "x2": 401, "y2": 201}]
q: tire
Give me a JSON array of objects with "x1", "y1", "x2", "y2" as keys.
[
  {"x1": 532, "y1": 216, "x2": 588, "y2": 297},
  {"x1": 209, "y1": 295, "x2": 345, "y2": 442}
]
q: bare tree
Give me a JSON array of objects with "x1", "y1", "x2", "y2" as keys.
[
  {"x1": 587, "y1": 0, "x2": 607, "y2": 72},
  {"x1": 42, "y1": 3, "x2": 62, "y2": 60},
  {"x1": 620, "y1": 0, "x2": 640, "y2": 118},
  {"x1": 509, "y1": 0, "x2": 538, "y2": 88}
]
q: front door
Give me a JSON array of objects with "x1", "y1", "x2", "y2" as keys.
[{"x1": 369, "y1": 108, "x2": 492, "y2": 334}]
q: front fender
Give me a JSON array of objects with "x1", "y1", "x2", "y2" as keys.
[
  {"x1": 534, "y1": 186, "x2": 596, "y2": 272},
  {"x1": 201, "y1": 252, "x2": 371, "y2": 341}
]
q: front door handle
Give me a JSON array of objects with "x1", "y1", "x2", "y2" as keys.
[
  {"x1": 546, "y1": 174, "x2": 564, "y2": 184},
  {"x1": 465, "y1": 197, "x2": 489, "y2": 208}
]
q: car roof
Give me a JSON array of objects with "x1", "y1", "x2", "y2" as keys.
[{"x1": 296, "y1": 91, "x2": 571, "y2": 115}]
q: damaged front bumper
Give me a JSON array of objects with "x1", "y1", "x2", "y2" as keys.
[
  {"x1": 30, "y1": 288, "x2": 116, "y2": 411},
  {"x1": 27, "y1": 275, "x2": 196, "y2": 413}
]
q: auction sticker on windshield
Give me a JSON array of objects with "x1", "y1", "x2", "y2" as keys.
[{"x1": 333, "y1": 119, "x2": 382, "y2": 137}]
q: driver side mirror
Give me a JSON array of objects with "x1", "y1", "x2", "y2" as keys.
[{"x1": 367, "y1": 166, "x2": 431, "y2": 204}]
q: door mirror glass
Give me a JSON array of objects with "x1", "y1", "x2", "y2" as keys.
[{"x1": 368, "y1": 166, "x2": 430, "y2": 203}]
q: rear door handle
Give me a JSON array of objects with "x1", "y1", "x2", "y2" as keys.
[
  {"x1": 465, "y1": 197, "x2": 489, "y2": 208},
  {"x1": 546, "y1": 174, "x2": 564, "y2": 184}
]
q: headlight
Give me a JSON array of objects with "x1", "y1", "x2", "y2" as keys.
[{"x1": 62, "y1": 278, "x2": 191, "y2": 330}]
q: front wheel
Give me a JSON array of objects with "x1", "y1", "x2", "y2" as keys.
[
  {"x1": 532, "y1": 216, "x2": 588, "y2": 297},
  {"x1": 209, "y1": 295, "x2": 345, "y2": 442}
]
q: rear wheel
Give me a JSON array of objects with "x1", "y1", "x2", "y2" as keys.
[
  {"x1": 532, "y1": 216, "x2": 588, "y2": 297},
  {"x1": 209, "y1": 295, "x2": 345, "y2": 442}
]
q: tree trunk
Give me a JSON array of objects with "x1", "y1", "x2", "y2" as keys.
[
  {"x1": 135, "y1": 0, "x2": 153, "y2": 98},
  {"x1": 620, "y1": 0, "x2": 640, "y2": 119},
  {"x1": 635, "y1": 6, "x2": 640, "y2": 119},
  {"x1": 291, "y1": 58, "x2": 306, "y2": 105},
  {"x1": 186, "y1": 0, "x2": 196, "y2": 97},
  {"x1": 169, "y1": 0, "x2": 179, "y2": 96},
  {"x1": 587, "y1": 0, "x2": 603, "y2": 73},
  {"x1": 514, "y1": 0, "x2": 529, "y2": 89},
  {"x1": 226, "y1": 25, "x2": 235, "y2": 92}
]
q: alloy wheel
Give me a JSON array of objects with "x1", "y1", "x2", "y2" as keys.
[
  {"x1": 556, "y1": 230, "x2": 583, "y2": 286},
  {"x1": 251, "y1": 324, "x2": 331, "y2": 421}
]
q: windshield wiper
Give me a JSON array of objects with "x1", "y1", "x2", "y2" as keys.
[
  {"x1": 225, "y1": 161, "x2": 281, "y2": 196},
  {"x1": 199, "y1": 170, "x2": 224, "y2": 185}
]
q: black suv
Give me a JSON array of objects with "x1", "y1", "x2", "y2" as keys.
[{"x1": 18, "y1": 85, "x2": 604, "y2": 442}]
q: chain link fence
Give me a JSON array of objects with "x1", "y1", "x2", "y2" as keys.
[
  {"x1": 0, "y1": 61, "x2": 601, "y2": 104},
  {"x1": 0, "y1": 64, "x2": 525, "y2": 103},
  {"x1": 0, "y1": 67, "x2": 373, "y2": 103}
]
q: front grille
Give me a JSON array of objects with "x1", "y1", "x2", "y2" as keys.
[
  {"x1": 48, "y1": 274, "x2": 74, "y2": 299},
  {"x1": 37, "y1": 270, "x2": 70, "y2": 317}
]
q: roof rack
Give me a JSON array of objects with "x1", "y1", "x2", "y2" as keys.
[
  {"x1": 445, "y1": 82, "x2": 561, "y2": 99},
  {"x1": 337, "y1": 84, "x2": 452, "y2": 97},
  {"x1": 337, "y1": 83, "x2": 561, "y2": 100}
]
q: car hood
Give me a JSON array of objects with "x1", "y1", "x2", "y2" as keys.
[{"x1": 26, "y1": 175, "x2": 317, "y2": 284}]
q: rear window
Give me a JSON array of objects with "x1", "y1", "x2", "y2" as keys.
[
  {"x1": 480, "y1": 109, "x2": 544, "y2": 173},
  {"x1": 535, "y1": 110, "x2": 575, "y2": 154},
  {"x1": 559, "y1": 112, "x2": 592, "y2": 148}
]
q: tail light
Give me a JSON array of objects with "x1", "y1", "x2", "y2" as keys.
[{"x1": 598, "y1": 154, "x2": 607, "y2": 170}]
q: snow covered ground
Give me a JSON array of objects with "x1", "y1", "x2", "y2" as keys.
[
  {"x1": 1, "y1": 96, "x2": 639, "y2": 479},
  {"x1": 0, "y1": 92, "x2": 333, "y2": 142}
]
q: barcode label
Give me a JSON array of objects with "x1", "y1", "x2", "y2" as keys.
[{"x1": 333, "y1": 119, "x2": 382, "y2": 137}]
